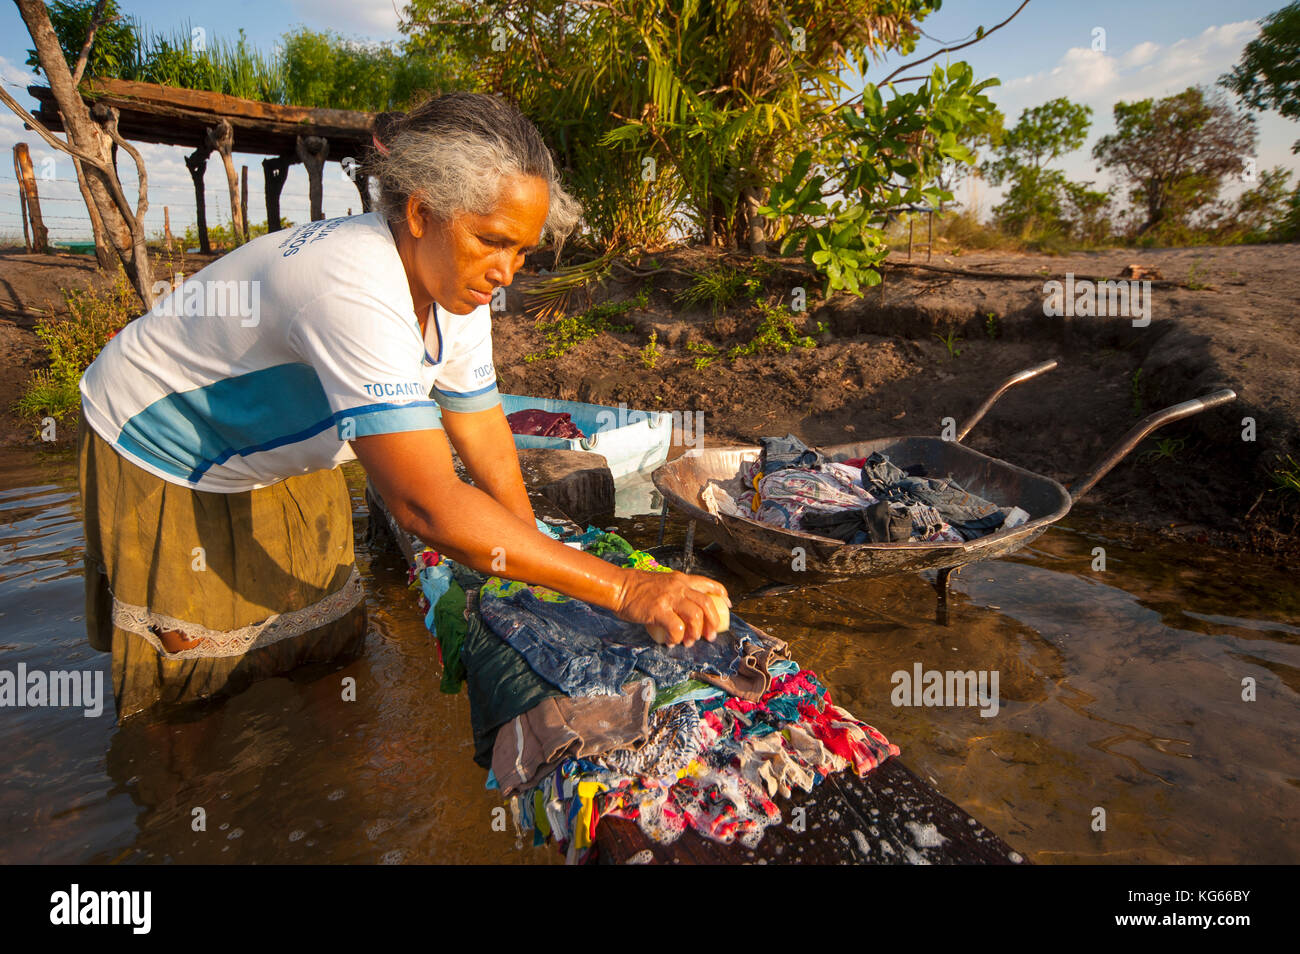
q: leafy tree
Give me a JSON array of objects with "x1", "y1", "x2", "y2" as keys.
[
  {"x1": 981, "y1": 97, "x2": 1093, "y2": 235},
  {"x1": 280, "y1": 29, "x2": 457, "y2": 111},
  {"x1": 1093, "y1": 86, "x2": 1257, "y2": 239},
  {"x1": 760, "y1": 62, "x2": 1002, "y2": 295},
  {"x1": 1220, "y1": 2, "x2": 1300, "y2": 153},
  {"x1": 25, "y1": 0, "x2": 140, "y2": 79},
  {"x1": 400, "y1": 0, "x2": 944, "y2": 251},
  {"x1": 1204, "y1": 166, "x2": 1296, "y2": 241}
]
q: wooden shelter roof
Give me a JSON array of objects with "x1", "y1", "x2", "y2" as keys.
[{"x1": 27, "y1": 77, "x2": 378, "y2": 158}]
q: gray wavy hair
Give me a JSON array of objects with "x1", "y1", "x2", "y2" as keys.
[{"x1": 368, "y1": 92, "x2": 583, "y2": 244}]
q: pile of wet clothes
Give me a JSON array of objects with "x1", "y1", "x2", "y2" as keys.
[
  {"x1": 700, "y1": 433, "x2": 1029, "y2": 544},
  {"x1": 505, "y1": 408, "x2": 585, "y2": 439},
  {"x1": 410, "y1": 525, "x2": 899, "y2": 863}
]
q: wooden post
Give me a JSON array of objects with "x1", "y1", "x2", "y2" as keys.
[
  {"x1": 296, "y1": 135, "x2": 329, "y2": 222},
  {"x1": 240, "y1": 164, "x2": 249, "y2": 241},
  {"x1": 206, "y1": 119, "x2": 244, "y2": 244},
  {"x1": 352, "y1": 168, "x2": 371, "y2": 213},
  {"x1": 13, "y1": 148, "x2": 30, "y2": 252},
  {"x1": 263, "y1": 154, "x2": 292, "y2": 232},
  {"x1": 907, "y1": 216, "x2": 914, "y2": 261},
  {"x1": 12, "y1": 143, "x2": 50, "y2": 253},
  {"x1": 164, "y1": 205, "x2": 173, "y2": 251},
  {"x1": 927, "y1": 209, "x2": 933, "y2": 263},
  {"x1": 185, "y1": 143, "x2": 212, "y2": 254}
]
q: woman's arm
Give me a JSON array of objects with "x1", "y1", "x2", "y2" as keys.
[
  {"x1": 351, "y1": 427, "x2": 729, "y2": 646},
  {"x1": 438, "y1": 404, "x2": 533, "y2": 524}
]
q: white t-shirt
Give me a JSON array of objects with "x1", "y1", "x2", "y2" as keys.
[{"x1": 79, "y1": 212, "x2": 500, "y2": 492}]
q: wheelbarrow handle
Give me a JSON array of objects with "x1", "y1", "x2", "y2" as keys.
[
  {"x1": 1068, "y1": 388, "x2": 1238, "y2": 503},
  {"x1": 957, "y1": 359, "x2": 1059, "y2": 442}
]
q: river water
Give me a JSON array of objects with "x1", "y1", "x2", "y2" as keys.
[{"x1": 0, "y1": 448, "x2": 1296, "y2": 864}]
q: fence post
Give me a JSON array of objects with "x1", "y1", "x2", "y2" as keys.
[
  {"x1": 296, "y1": 135, "x2": 329, "y2": 222},
  {"x1": 263, "y1": 155, "x2": 293, "y2": 233},
  {"x1": 185, "y1": 143, "x2": 212, "y2": 254},
  {"x1": 13, "y1": 143, "x2": 50, "y2": 253},
  {"x1": 164, "y1": 206, "x2": 173, "y2": 251},
  {"x1": 240, "y1": 164, "x2": 249, "y2": 241}
]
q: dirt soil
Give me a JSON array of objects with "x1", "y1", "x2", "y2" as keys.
[{"x1": 2, "y1": 241, "x2": 1297, "y2": 558}]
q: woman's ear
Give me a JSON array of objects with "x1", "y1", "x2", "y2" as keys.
[{"x1": 405, "y1": 195, "x2": 426, "y2": 239}]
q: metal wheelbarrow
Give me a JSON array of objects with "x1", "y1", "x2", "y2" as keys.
[{"x1": 650, "y1": 360, "x2": 1236, "y2": 620}]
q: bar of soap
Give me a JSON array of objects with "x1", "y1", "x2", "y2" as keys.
[{"x1": 646, "y1": 594, "x2": 730, "y2": 643}]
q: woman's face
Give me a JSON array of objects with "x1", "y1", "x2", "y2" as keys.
[{"x1": 401, "y1": 174, "x2": 549, "y2": 316}]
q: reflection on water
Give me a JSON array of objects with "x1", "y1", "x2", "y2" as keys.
[{"x1": 0, "y1": 447, "x2": 1296, "y2": 864}]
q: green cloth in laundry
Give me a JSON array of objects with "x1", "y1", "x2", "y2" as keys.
[
  {"x1": 434, "y1": 580, "x2": 468, "y2": 694},
  {"x1": 461, "y1": 591, "x2": 564, "y2": 769}
]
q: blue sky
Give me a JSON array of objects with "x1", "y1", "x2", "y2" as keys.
[{"x1": 1, "y1": 0, "x2": 1296, "y2": 241}]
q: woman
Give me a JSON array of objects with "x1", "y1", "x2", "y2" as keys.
[{"x1": 78, "y1": 92, "x2": 728, "y2": 721}]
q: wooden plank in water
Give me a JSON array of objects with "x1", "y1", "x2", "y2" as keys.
[{"x1": 595, "y1": 759, "x2": 1021, "y2": 864}]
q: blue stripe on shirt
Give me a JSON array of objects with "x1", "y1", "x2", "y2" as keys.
[
  {"x1": 114, "y1": 363, "x2": 444, "y2": 483},
  {"x1": 433, "y1": 382, "x2": 501, "y2": 413}
]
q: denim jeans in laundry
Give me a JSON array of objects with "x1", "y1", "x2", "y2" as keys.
[
  {"x1": 759, "y1": 433, "x2": 826, "y2": 475},
  {"x1": 478, "y1": 585, "x2": 777, "y2": 697},
  {"x1": 859, "y1": 451, "x2": 1005, "y2": 540}
]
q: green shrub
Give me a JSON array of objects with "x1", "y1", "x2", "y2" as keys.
[
  {"x1": 729, "y1": 301, "x2": 817, "y2": 358},
  {"x1": 524, "y1": 288, "x2": 646, "y2": 362},
  {"x1": 15, "y1": 267, "x2": 139, "y2": 427}
]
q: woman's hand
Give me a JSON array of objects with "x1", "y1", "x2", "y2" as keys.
[{"x1": 614, "y1": 569, "x2": 731, "y2": 648}]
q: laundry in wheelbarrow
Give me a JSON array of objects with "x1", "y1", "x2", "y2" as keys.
[
  {"x1": 506, "y1": 408, "x2": 586, "y2": 439},
  {"x1": 758, "y1": 432, "x2": 827, "y2": 474},
  {"x1": 707, "y1": 442, "x2": 1027, "y2": 544},
  {"x1": 722, "y1": 457, "x2": 966, "y2": 543},
  {"x1": 800, "y1": 499, "x2": 913, "y2": 543},
  {"x1": 857, "y1": 450, "x2": 1009, "y2": 541}
]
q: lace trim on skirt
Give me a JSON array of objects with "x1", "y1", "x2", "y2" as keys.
[{"x1": 108, "y1": 566, "x2": 365, "y2": 660}]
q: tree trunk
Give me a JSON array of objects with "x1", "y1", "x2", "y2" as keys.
[
  {"x1": 71, "y1": 154, "x2": 116, "y2": 269},
  {"x1": 11, "y1": 0, "x2": 154, "y2": 307},
  {"x1": 743, "y1": 186, "x2": 767, "y2": 255}
]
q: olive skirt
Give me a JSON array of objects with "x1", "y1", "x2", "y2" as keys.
[{"x1": 77, "y1": 410, "x2": 368, "y2": 721}]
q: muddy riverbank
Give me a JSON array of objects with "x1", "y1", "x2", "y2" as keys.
[{"x1": 2, "y1": 241, "x2": 1297, "y2": 558}]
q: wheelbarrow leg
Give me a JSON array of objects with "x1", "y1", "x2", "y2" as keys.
[
  {"x1": 934, "y1": 565, "x2": 961, "y2": 625},
  {"x1": 657, "y1": 498, "x2": 670, "y2": 547},
  {"x1": 683, "y1": 520, "x2": 696, "y2": 574}
]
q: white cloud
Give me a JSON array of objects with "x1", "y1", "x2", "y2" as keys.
[
  {"x1": 287, "y1": 0, "x2": 405, "y2": 41},
  {"x1": 971, "y1": 21, "x2": 1298, "y2": 218},
  {"x1": 1120, "y1": 41, "x2": 1160, "y2": 69},
  {"x1": 998, "y1": 20, "x2": 1261, "y2": 122}
]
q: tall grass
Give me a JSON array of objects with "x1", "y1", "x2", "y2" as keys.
[{"x1": 44, "y1": 2, "x2": 453, "y2": 111}]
